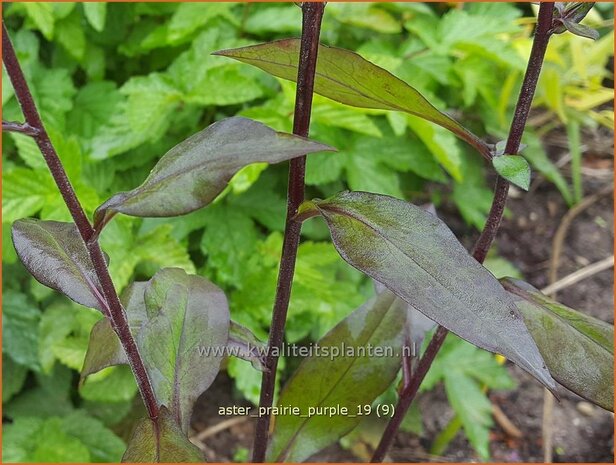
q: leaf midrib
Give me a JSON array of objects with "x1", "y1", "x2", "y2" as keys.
[{"x1": 275, "y1": 294, "x2": 398, "y2": 462}]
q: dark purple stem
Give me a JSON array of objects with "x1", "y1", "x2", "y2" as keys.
[
  {"x1": 2, "y1": 22, "x2": 160, "y2": 421},
  {"x1": 472, "y1": 2, "x2": 554, "y2": 263},
  {"x1": 251, "y1": 3, "x2": 325, "y2": 462},
  {"x1": 371, "y1": 3, "x2": 555, "y2": 461}
]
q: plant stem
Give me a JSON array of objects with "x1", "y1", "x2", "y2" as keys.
[
  {"x1": 251, "y1": 3, "x2": 325, "y2": 462},
  {"x1": 2, "y1": 22, "x2": 160, "y2": 421},
  {"x1": 473, "y1": 2, "x2": 554, "y2": 263},
  {"x1": 371, "y1": 4, "x2": 555, "y2": 461},
  {"x1": 2, "y1": 120, "x2": 39, "y2": 136}
]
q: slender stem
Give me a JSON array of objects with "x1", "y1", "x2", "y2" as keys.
[
  {"x1": 471, "y1": 176, "x2": 510, "y2": 263},
  {"x1": 472, "y1": 3, "x2": 554, "y2": 264},
  {"x1": 2, "y1": 22, "x2": 160, "y2": 421},
  {"x1": 2, "y1": 120, "x2": 39, "y2": 136},
  {"x1": 371, "y1": 4, "x2": 555, "y2": 461},
  {"x1": 251, "y1": 3, "x2": 325, "y2": 462}
]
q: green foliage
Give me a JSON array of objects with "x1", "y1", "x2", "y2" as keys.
[
  {"x1": 2, "y1": 2, "x2": 613, "y2": 462},
  {"x1": 421, "y1": 335, "x2": 516, "y2": 460},
  {"x1": 492, "y1": 155, "x2": 531, "y2": 190}
]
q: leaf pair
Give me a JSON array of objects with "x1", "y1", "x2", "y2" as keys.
[{"x1": 552, "y1": 2, "x2": 599, "y2": 40}]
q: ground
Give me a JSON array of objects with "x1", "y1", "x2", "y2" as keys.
[{"x1": 189, "y1": 126, "x2": 614, "y2": 462}]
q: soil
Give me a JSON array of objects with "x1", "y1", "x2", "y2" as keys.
[{"x1": 189, "y1": 126, "x2": 614, "y2": 462}]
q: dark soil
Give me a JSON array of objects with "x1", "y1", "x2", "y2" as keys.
[{"x1": 189, "y1": 127, "x2": 614, "y2": 462}]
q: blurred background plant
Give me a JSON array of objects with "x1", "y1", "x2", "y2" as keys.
[{"x1": 2, "y1": 2, "x2": 613, "y2": 462}]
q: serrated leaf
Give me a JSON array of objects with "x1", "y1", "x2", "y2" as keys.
[
  {"x1": 122, "y1": 406, "x2": 203, "y2": 462},
  {"x1": 32, "y1": 418, "x2": 91, "y2": 462},
  {"x1": 312, "y1": 191, "x2": 555, "y2": 391},
  {"x1": 94, "y1": 117, "x2": 334, "y2": 229},
  {"x1": 83, "y1": 2, "x2": 107, "y2": 32},
  {"x1": 2, "y1": 168, "x2": 57, "y2": 224},
  {"x1": 4, "y1": 365, "x2": 75, "y2": 420},
  {"x1": 80, "y1": 366, "x2": 138, "y2": 403},
  {"x1": 23, "y1": 3, "x2": 55, "y2": 40},
  {"x1": 3, "y1": 355, "x2": 28, "y2": 403},
  {"x1": 201, "y1": 204, "x2": 259, "y2": 286},
  {"x1": 11, "y1": 219, "x2": 108, "y2": 313},
  {"x1": 267, "y1": 290, "x2": 407, "y2": 462},
  {"x1": 214, "y1": 40, "x2": 489, "y2": 157},
  {"x1": 421, "y1": 335, "x2": 516, "y2": 459},
  {"x1": 3, "y1": 291, "x2": 41, "y2": 371},
  {"x1": 503, "y1": 278, "x2": 614, "y2": 411},
  {"x1": 39, "y1": 302, "x2": 98, "y2": 373},
  {"x1": 492, "y1": 155, "x2": 531, "y2": 190},
  {"x1": 55, "y1": 11, "x2": 86, "y2": 61},
  {"x1": 61, "y1": 411, "x2": 126, "y2": 462},
  {"x1": 444, "y1": 372, "x2": 493, "y2": 459},
  {"x1": 68, "y1": 81, "x2": 123, "y2": 143},
  {"x1": 138, "y1": 268, "x2": 230, "y2": 432}
]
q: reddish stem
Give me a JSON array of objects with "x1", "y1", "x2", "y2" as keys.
[
  {"x1": 251, "y1": 3, "x2": 325, "y2": 462},
  {"x1": 2, "y1": 22, "x2": 160, "y2": 421},
  {"x1": 370, "y1": 3, "x2": 555, "y2": 461}
]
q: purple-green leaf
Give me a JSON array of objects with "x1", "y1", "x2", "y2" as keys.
[
  {"x1": 122, "y1": 406, "x2": 203, "y2": 462},
  {"x1": 214, "y1": 40, "x2": 490, "y2": 158},
  {"x1": 561, "y1": 20, "x2": 599, "y2": 40},
  {"x1": 311, "y1": 191, "x2": 556, "y2": 391},
  {"x1": 266, "y1": 290, "x2": 407, "y2": 462},
  {"x1": 138, "y1": 268, "x2": 230, "y2": 433},
  {"x1": 228, "y1": 321, "x2": 267, "y2": 371},
  {"x1": 11, "y1": 219, "x2": 108, "y2": 313},
  {"x1": 503, "y1": 278, "x2": 613, "y2": 411},
  {"x1": 81, "y1": 283, "x2": 147, "y2": 382},
  {"x1": 81, "y1": 286, "x2": 261, "y2": 380},
  {"x1": 94, "y1": 117, "x2": 334, "y2": 230}
]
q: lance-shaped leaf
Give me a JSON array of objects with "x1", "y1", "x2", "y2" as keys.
[
  {"x1": 214, "y1": 40, "x2": 490, "y2": 158},
  {"x1": 81, "y1": 283, "x2": 148, "y2": 382},
  {"x1": 267, "y1": 291, "x2": 407, "y2": 462},
  {"x1": 122, "y1": 406, "x2": 203, "y2": 462},
  {"x1": 374, "y1": 279, "x2": 436, "y2": 359},
  {"x1": 502, "y1": 278, "x2": 613, "y2": 411},
  {"x1": 94, "y1": 117, "x2": 334, "y2": 229},
  {"x1": 309, "y1": 191, "x2": 556, "y2": 391},
  {"x1": 138, "y1": 268, "x2": 230, "y2": 433},
  {"x1": 12, "y1": 219, "x2": 108, "y2": 313}
]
